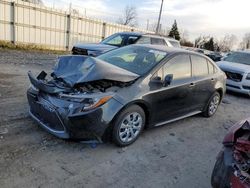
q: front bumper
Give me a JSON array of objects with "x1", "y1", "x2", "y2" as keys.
[
  {"x1": 226, "y1": 79, "x2": 250, "y2": 95},
  {"x1": 27, "y1": 88, "x2": 123, "y2": 141}
]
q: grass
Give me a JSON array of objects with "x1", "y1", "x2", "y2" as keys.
[{"x1": 0, "y1": 40, "x2": 68, "y2": 54}]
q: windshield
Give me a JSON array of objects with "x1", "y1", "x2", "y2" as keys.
[
  {"x1": 98, "y1": 45, "x2": 167, "y2": 75},
  {"x1": 101, "y1": 34, "x2": 125, "y2": 47},
  {"x1": 224, "y1": 52, "x2": 250, "y2": 65}
]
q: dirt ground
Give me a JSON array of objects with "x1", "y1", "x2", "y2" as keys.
[{"x1": 0, "y1": 49, "x2": 249, "y2": 188}]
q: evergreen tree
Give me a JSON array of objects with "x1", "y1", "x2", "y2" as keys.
[
  {"x1": 204, "y1": 37, "x2": 215, "y2": 51},
  {"x1": 168, "y1": 20, "x2": 180, "y2": 41}
]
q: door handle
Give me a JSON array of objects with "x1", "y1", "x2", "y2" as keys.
[
  {"x1": 211, "y1": 78, "x2": 215, "y2": 82},
  {"x1": 189, "y1": 83, "x2": 195, "y2": 87}
]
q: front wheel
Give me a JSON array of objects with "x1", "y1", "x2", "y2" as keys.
[
  {"x1": 112, "y1": 105, "x2": 145, "y2": 147},
  {"x1": 203, "y1": 91, "x2": 221, "y2": 117}
]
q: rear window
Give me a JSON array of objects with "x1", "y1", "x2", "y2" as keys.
[
  {"x1": 136, "y1": 36, "x2": 151, "y2": 44},
  {"x1": 151, "y1": 38, "x2": 166, "y2": 45},
  {"x1": 191, "y1": 55, "x2": 209, "y2": 77},
  {"x1": 168, "y1": 40, "x2": 180, "y2": 48}
]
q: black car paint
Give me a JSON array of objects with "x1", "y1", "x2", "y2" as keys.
[
  {"x1": 27, "y1": 46, "x2": 226, "y2": 141},
  {"x1": 53, "y1": 55, "x2": 139, "y2": 87}
]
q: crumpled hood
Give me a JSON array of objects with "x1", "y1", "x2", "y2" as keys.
[
  {"x1": 217, "y1": 61, "x2": 250, "y2": 73},
  {"x1": 73, "y1": 43, "x2": 117, "y2": 52},
  {"x1": 53, "y1": 56, "x2": 139, "y2": 87}
]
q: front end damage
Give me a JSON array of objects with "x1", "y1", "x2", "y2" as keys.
[
  {"x1": 27, "y1": 55, "x2": 138, "y2": 141},
  {"x1": 212, "y1": 119, "x2": 250, "y2": 188}
]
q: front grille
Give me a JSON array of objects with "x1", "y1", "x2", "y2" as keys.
[
  {"x1": 243, "y1": 85, "x2": 250, "y2": 90},
  {"x1": 225, "y1": 71, "x2": 243, "y2": 82},
  {"x1": 72, "y1": 47, "x2": 88, "y2": 55},
  {"x1": 226, "y1": 84, "x2": 241, "y2": 89},
  {"x1": 30, "y1": 99, "x2": 65, "y2": 131}
]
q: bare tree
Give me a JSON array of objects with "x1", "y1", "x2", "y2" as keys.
[
  {"x1": 240, "y1": 33, "x2": 250, "y2": 49},
  {"x1": 217, "y1": 34, "x2": 237, "y2": 52},
  {"x1": 117, "y1": 6, "x2": 137, "y2": 27},
  {"x1": 194, "y1": 36, "x2": 211, "y2": 48}
]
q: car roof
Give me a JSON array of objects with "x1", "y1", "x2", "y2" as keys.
[
  {"x1": 132, "y1": 44, "x2": 214, "y2": 61},
  {"x1": 142, "y1": 34, "x2": 179, "y2": 42},
  {"x1": 115, "y1": 32, "x2": 179, "y2": 42},
  {"x1": 133, "y1": 44, "x2": 194, "y2": 54},
  {"x1": 116, "y1": 32, "x2": 143, "y2": 36}
]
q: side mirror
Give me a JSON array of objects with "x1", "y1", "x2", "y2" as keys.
[
  {"x1": 149, "y1": 76, "x2": 162, "y2": 86},
  {"x1": 163, "y1": 74, "x2": 173, "y2": 87}
]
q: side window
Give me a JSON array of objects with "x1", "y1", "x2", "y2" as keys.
[
  {"x1": 207, "y1": 60, "x2": 215, "y2": 74},
  {"x1": 136, "y1": 36, "x2": 151, "y2": 44},
  {"x1": 105, "y1": 35, "x2": 124, "y2": 46},
  {"x1": 127, "y1": 36, "x2": 139, "y2": 45},
  {"x1": 191, "y1": 55, "x2": 209, "y2": 77},
  {"x1": 162, "y1": 55, "x2": 191, "y2": 84},
  {"x1": 151, "y1": 38, "x2": 167, "y2": 45},
  {"x1": 153, "y1": 67, "x2": 163, "y2": 78}
]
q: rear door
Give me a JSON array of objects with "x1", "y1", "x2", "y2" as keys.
[{"x1": 190, "y1": 55, "x2": 216, "y2": 110}]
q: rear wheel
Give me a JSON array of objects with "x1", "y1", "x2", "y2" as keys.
[
  {"x1": 203, "y1": 91, "x2": 220, "y2": 117},
  {"x1": 112, "y1": 105, "x2": 145, "y2": 147}
]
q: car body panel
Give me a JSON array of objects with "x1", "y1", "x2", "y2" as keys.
[
  {"x1": 212, "y1": 118, "x2": 250, "y2": 188},
  {"x1": 72, "y1": 32, "x2": 180, "y2": 56},
  {"x1": 27, "y1": 45, "x2": 226, "y2": 142},
  {"x1": 52, "y1": 55, "x2": 139, "y2": 87},
  {"x1": 217, "y1": 59, "x2": 250, "y2": 95}
]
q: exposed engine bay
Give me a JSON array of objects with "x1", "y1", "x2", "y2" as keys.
[
  {"x1": 31, "y1": 70, "x2": 133, "y2": 94},
  {"x1": 233, "y1": 127, "x2": 250, "y2": 185}
]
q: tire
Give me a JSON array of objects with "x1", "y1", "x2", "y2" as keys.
[
  {"x1": 203, "y1": 91, "x2": 221, "y2": 117},
  {"x1": 211, "y1": 151, "x2": 231, "y2": 188},
  {"x1": 112, "y1": 105, "x2": 145, "y2": 147}
]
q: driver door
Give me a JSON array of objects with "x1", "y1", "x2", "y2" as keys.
[{"x1": 146, "y1": 54, "x2": 196, "y2": 124}]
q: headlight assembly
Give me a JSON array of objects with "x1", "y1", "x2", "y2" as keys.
[
  {"x1": 59, "y1": 93, "x2": 113, "y2": 111},
  {"x1": 246, "y1": 73, "x2": 250, "y2": 80}
]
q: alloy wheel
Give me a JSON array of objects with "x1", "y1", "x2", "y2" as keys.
[
  {"x1": 208, "y1": 94, "x2": 220, "y2": 116},
  {"x1": 118, "y1": 112, "x2": 143, "y2": 143}
]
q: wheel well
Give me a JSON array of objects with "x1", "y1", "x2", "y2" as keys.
[
  {"x1": 102, "y1": 101, "x2": 150, "y2": 142},
  {"x1": 133, "y1": 102, "x2": 150, "y2": 129},
  {"x1": 216, "y1": 88, "x2": 223, "y2": 102}
]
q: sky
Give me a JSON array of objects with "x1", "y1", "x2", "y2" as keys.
[{"x1": 43, "y1": 0, "x2": 250, "y2": 42}]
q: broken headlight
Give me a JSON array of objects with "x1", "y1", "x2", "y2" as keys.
[{"x1": 59, "y1": 93, "x2": 113, "y2": 111}]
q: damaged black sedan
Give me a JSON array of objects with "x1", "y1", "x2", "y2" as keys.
[{"x1": 27, "y1": 45, "x2": 226, "y2": 146}]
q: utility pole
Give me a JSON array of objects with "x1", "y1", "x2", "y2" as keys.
[{"x1": 156, "y1": 0, "x2": 164, "y2": 34}]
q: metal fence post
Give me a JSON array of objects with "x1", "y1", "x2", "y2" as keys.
[
  {"x1": 102, "y1": 22, "x2": 106, "y2": 40},
  {"x1": 66, "y1": 14, "x2": 71, "y2": 50},
  {"x1": 11, "y1": 1, "x2": 16, "y2": 44}
]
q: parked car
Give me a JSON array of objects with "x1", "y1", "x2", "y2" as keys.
[
  {"x1": 72, "y1": 32, "x2": 180, "y2": 56},
  {"x1": 207, "y1": 52, "x2": 223, "y2": 62},
  {"x1": 211, "y1": 118, "x2": 250, "y2": 188},
  {"x1": 217, "y1": 51, "x2": 250, "y2": 95},
  {"x1": 27, "y1": 44, "x2": 226, "y2": 146}
]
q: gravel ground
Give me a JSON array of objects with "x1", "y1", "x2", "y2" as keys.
[{"x1": 0, "y1": 49, "x2": 249, "y2": 188}]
